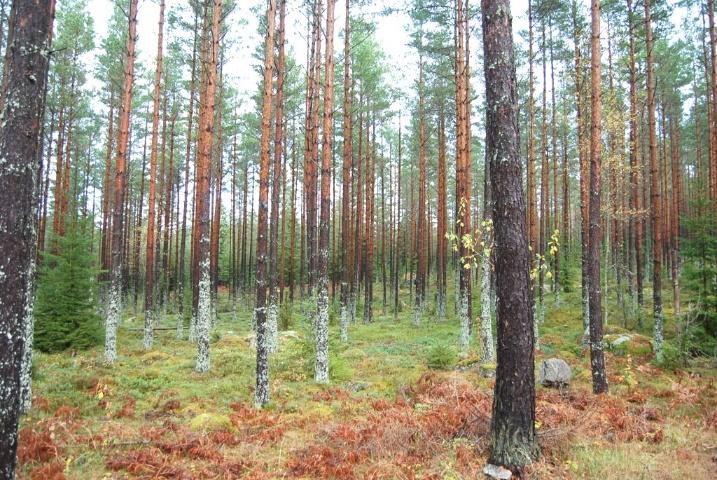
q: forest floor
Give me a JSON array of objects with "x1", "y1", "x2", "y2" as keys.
[{"x1": 17, "y1": 287, "x2": 717, "y2": 479}]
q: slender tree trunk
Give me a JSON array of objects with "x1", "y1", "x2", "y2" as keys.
[
  {"x1": 644, "y1": 0, "x2": 663, "y2": 362},
  {"x1": 339, "y1": 0, "x2": 351, "y2": 340},
  {"x1": 415, "y1": 59, "x2": 427, "y2": 327},
  {"x1": 106, "y1": 0, "x2": 138, "y2": 364},
  {"x1": 178, "y1": 7, "x2": 199, "y2": 338},
  {"x1": 195, "y1": 0, "x2": 222, "y2": 373},
  {"x1": 133, "y1": 110, "x2": 149, "y2": 313},
  {"x1": 437, "y1": 107, "x2": 447, "y2": 321},
  {"x1": 268, "y1": 0, "x2": 286, "y2": 353},
  {"x1": 255, "y1": 0, "x2": 276, "y2": 406},
  {"x1": 588, "y1": 0, "x2": 608, "y2": 394},
  {"x1": 455, "y1": 0, "x2": 472, "y2": 350},
  {"x1": 316, "y1": 0, "x2": 335, "y2": 383},
  {"x1": 144, "y1": 0, "x2": 165, "y2": 350},
  {"x1": 626, "y1": 0, "x2": 643, "y2": 324}
]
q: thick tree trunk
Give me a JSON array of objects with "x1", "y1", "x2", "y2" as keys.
[
  {"x1": 482, "y1": 0, "x2": 538, "y2": 469},
  {"x1": 0, "y1": 0, "x2": 54, "y2": 475}
]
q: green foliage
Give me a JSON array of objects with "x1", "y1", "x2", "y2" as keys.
[
  {"x1": 560, "y1": 256, "x2": 577, "y2": 293},
  {"x1": 279, "y1": 302, "x2": 294, "y2": 330},
  {"x1": 682, "y1": 198, "x2": 717, "y2": 355},
  {"x1": 426, "y1": 342, "x2": 457, "y2": 370},
  {"x1": 35, "y1": 220, "x2": 103, "y2": 353}
]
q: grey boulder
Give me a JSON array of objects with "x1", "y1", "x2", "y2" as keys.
[{"x1": 539, "y1": 358, "x2": 572, "y2": 387}]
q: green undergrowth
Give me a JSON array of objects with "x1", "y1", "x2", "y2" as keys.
[{"x1": 18, "y1": 282, "x2": 717, "y2": 479}]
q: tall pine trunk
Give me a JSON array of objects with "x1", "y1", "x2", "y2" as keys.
[
  {"x1": 106, "y1": 0, "x2": 138, "y2": 364},
  {"x1": 482, "y1": 0, "x2": 538, "y2": 468}
]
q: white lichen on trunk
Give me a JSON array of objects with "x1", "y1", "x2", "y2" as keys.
[
  {"x1": 654, "y1": 307, "x2": 664, "y2": 363},
  {"x1": 189, "y1": 310, "x2": 197, "y2": 342},
  {"x1": 267, "y1": 298, "x2": 278, "y2": 353},
  {"x1": 176, "y1": 308, "x2": 184, "y2": 339},
  {"x1": 480, "y1": 255, "x2": 495, "y2": 363},
  {"x1": 349, "y1": 291, "x2": 357, "y2": 324},
  {"x1": 339, "y1": 300, "x2": 349, "y2": 343},
  {"x1": 437, "y1": 292, "x2": 446, "y2": 321},
  {"x1": 20, "y1": 272, "x2": 36, "y2": 414},
  {"x1": 315, "y1": 284, "x2": 330, "y2": 384},
  {"x1": 195, "y1": 259, "x2": 211, "y2": 373},
  {"x1": 459, "y1": 290, "x2": 471, "y2": 355},
  {"x1": 105, "y1": 281, "x2": 121, "y2": 363},
  {"x1": 413, "y1": 294, "x2": 423, "y2": 327},
  {"x1": 143, "y1": 309, "x2": 154, "y2": 350}
]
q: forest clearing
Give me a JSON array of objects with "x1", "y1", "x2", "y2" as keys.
[{"x1": 1, "y1": 0, "x2": 717, "y2": 478}]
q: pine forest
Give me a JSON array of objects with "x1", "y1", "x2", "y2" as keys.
[{"x1": 1, "y1": 0, "x2": 717, "y2": 478}]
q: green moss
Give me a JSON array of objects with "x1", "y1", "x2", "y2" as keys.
[{"x1": 189, "y1": 413, "x2": 233, "y2": 432}]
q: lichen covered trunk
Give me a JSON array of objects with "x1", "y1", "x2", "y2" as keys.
[
  {"x1": 480, "y1": 254, "x2": 495, "y2": 363},
  {"x1": 482, "y1": 0, "x2": 538, "y2": 468}
]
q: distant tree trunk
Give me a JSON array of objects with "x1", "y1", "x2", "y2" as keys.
[
  {"x1": 316, "y1": 0, "x2": 335, "y2": 383},
  {"x1": 339, "y1": 0, "x2": 351, "y2": 340},
  {"x1": 353, "y1": 96, "x2": 364, "y2": 323},
  {"x1": 588, "y1": 0, "x2": 608, "y2": 394},
  {"x1": 144, "y1": 0, "x2": 165, "y2": 350},
  {"x1": 106, "y1": 0, "x2": 138, "y2": 364},
  {"x1": 178, "y1": 6, "x2": 199, "y2": 338},
  {"x1": 0, "y1": 0, "x2": 54, "y2": 475},
  {"x1": 133, "y1": 110, "x2": 149, "y2": 313},
  {"x1": 527, "y1": 0, "x2": 537, "y2": 258},
  {"x1": 255, "y1": 0, "x2": 276, "y2": 407},
  {"x1": 162, "y1": 112, "x2": 177, "y2": 313},
  {"x1": 436, "y1": 107, "x2": 447, "y2": 321},
  {"x1": 455, "y1": 0, "x2": 472, "y2": 349},
  {"x1": 572, "y1": 0, "x2": 590, "y2": 338},
  {"x1": 538, "y1": 21, "x2": 549, "y2": 331},
  {"x1": 644, "y1": 0, "x2": 663, "y2": 361},
  {"x1": 482, "y1": 0, "x2": 537, "y2": 468},
  {"x1": 415, "y1": 59, "x2": 427, "y2": 327},
  {"x1": 393, "y1": 120, "x2": 402, "y2": 319},
  {"x1": 268, "y1": 0, "x2": 286, "y2": 353},
  {"x1": 210, "y1": 70, "x2": 223, "y2": 325},
  {"x1": 363, "y1": 113, "x2": 375, "y2": 324},
  {"x1": 100, "y1": 96, "x2": 114, "y2": 280},
  {"x1": 289, "y1": 121, "x2": 298, "y2": 301},
  {"x1": 709, "y1": 0, "x2": 717, "y2": 210},
  {"x1": 626, "y1": 0, "x2": 643, "y2": 323},
  {"x1": 194, "y1": 0, "x2": 222, "y2": 373},
  {"x1": 669, "y1": 111, "x2": 681, "y2": 335}
]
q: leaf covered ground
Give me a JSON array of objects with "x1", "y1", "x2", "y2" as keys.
[{"x1": 18, "y1": 289, "x2": 717, "y2": 479}]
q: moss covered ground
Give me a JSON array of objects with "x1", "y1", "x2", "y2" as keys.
[{"x1": 17, "y1": 283, "x2": 717, "y2": 479}]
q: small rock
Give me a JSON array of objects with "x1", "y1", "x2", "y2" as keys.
[
  {"x1": 483, "y1": 464, "x2": 512, "y2": 479},
  {"x1": 348, "y1": 382, "x2": 369, "y2": 393},
  {"x1": 539, "y1": 358, "x2": 572, "y2": 388},
  {"x1": 280, "y1": 330, "x2": 301, "y2": 340},
  {"x1": 478, "y1": 363, "x2": 496, "y2": 378}
]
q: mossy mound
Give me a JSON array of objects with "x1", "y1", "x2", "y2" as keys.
[
  {"x1": 605, "y1": 333, "x2": 653, "y2": 357},
  {"x1": 189, "y1": 413, "x2": 233, "y2": 432}
]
